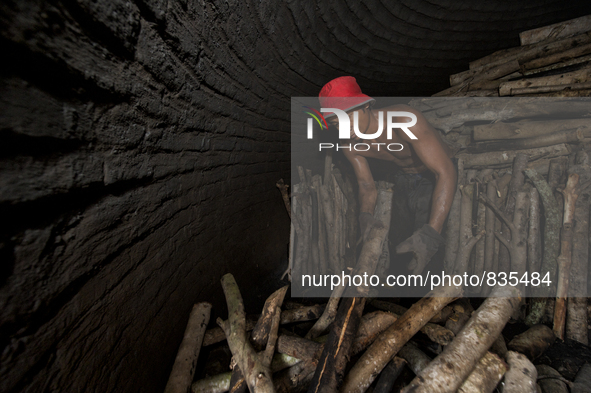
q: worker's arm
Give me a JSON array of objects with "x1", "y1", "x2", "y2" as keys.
[
  {"x1": 344, "y1": 151, "x2": 377, "y2": 214},
  {"x1": 399, "y1": 106, "x2": 457, "y2": 233},
  {"x1": 343, "y1": 150, "x2": 380, "y2": 241},
  {"x1": 394, "y1": 106, "x2": 457, "y2": 274}
]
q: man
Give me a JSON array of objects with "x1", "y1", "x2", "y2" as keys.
[{"x1": 319, "y1": 76, "x2": 457, "y2": 275}]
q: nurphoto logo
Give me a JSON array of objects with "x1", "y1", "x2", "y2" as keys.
[{"x1": 305, "y1": 107, "x2": 418, "y2": 151}]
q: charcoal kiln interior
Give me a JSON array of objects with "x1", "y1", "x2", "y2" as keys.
[{"x1": 2, "y1": 1, "x2": 591, "y2": 393}]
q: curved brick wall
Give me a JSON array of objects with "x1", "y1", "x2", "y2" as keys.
[{"x1": 1, "y1": 1, "x2": 590, "y2": 392}]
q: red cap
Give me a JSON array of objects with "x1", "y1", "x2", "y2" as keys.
[{"x1": 318, "y1": 76, "x2": 374, "y2": 118}]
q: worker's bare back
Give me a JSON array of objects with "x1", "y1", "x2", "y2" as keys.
[{"x1": 340, "y1": 104, "x2": 454, "y2": 174}]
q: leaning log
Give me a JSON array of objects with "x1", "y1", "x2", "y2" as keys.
[
  {"x1": 400, "y1": 286, "x2": 521, "y2": 393},
  {"x1": 217, "y1": 274, "x2": 275, "y2": 393},
  {"x1": 340, "y1": 284, "x2": 462, "y2": 393},
  {"x1": 554, "y1": 173, "x2": 579, "y2": 340},
  {"x1": 306, "y1": 297, "x2": 365, "y2": 393},
  {"x1": 528, "y1": 187, "x2": 542, "y2": 275},
  {"x1": 165, "y1": 303, "x2": 212, "y2": 393},
  {"x1": 524, "y1": 168, "x2": 562, "y2": 326},
  {"x1": 567, "y1": 189, "x2": 589, "y2": 344}
]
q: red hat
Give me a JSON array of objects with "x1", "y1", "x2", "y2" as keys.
[{"x1": 319, "y1": 76, "x2": 374, "y2": 118}]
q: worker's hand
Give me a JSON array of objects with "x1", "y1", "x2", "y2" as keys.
[
  {"x1": 395, "y1": 224, "x2": 444, "y2": 275},
  {"x1": 359, "y1": 212, "x2": 381, "y2": 243}
]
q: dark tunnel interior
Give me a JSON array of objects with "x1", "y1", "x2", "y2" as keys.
[{"x1": 2, "y1": 1, "x2": 591, "y2": 392}]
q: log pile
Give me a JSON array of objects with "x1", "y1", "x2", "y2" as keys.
[
  {"x1": 163, "y1": 16, "x2": 591, "y2": 393},
  {"x1": 283, "y1": 161, "x2": 358, "y2": 284},
  {"x1": 431, "y1": 15, "x2": 591, "y2": 98}
]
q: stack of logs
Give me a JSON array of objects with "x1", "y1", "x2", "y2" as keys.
[
  {"x1": 280, "y1": 162, "x2": 358, "y2": 284},
  {"x1": 433, "y1": 14, "x2": 591, "y2": 98},
  {"x1": 164, "y1": 149, "x2": 591, "y2": 393}
]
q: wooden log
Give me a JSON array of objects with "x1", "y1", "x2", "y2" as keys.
[
  {"x1": 465, "y1": 129, "x2": 584, "y2": 154},
  {"x1": 277, "y1": 335, "x2": 323, "y2": 360},
  {"x1": 444, "y1": 181, "x2": 462, "y2": 272},
  {"x1": 318, "y1": 181, "x2": 339, "y2": 273},
  {"x1": 340, "y1": 284, "x2": 462, "y2": 393},
  {"x1": 553, "y1": 173, "x2": 579, "y2": 340},
  {"x1": 572, "y1": 363, "x2": 591, "y2": 393},
  {"x1": 231, "y1": 286, "x2": 288, "y2": 393},
  {"x1": 274, "y1": 360, "x2": 317, "y2": 393},
  {"x1": 503, "y1": 351, "x2": 538, "y2": 393},
  {"x1": 521, "y1": 42, "x2": 591, "y2": 70},
  {"x1": 276, "y1": 179, "x2": 291, "y2": 219},
  {"x1": 508, "y1": 81, "x2": 591, "y2": 96},
  {"x1": 398, "y1": 343, "x2": 432, "y2": 375},
  {"x1": 484, "y1": 181, "x2": 497, "y2": 287},
  {"x1": 332, "y1": 174, "x2": 345, "y2": 272},
  {"x1": 519, "y1": 15, "x2": 591, "y2": 46},
  {"x1": 525, "y1": 168, "x2": 563, "y2": 326},
  {"x1": 307, "y1": 183, "x2": 393, "y2": 393},
  {"x1": 445, "y1": 89, "x2": 499, "y2": 97},
  {"x1": 217, "y1": 274, "x2": 275, "y2": 393},
  {"x1": 528, "y1": 89, "x2": 591, "y2": 97},
  {"x1": 351, "y1": 311, "x2": 400, "y2": 354},
  {"x1": 524, "y1": 54, "x2": 591, "y2": 76},
  {"x1": 455, "y1": 183, "x2": 474, "y2": 274},
  {"x1": 281, "y1": 304, "x2": 325, "y2": 325},
  {"x1": 490, "y1": 335, "x2": 508, "y2": 358},
  {"x1": 354, "y1": 309, "x2": 455, "y2": 346},
  {"x1": 305, "y1": 286, "x2": 344, "y2": 339},
  {"x1": 536, "y1": 365, "x2": 569, "y2": 393},
  {"x1": 472, "y1": 115, "x2": 591, "y2": 143},
  {"x1": 165, "y1": 303, "x2": 212, "y2": 393},
  {"x1": 475, "y1": 31, "x2": 591, "y2": 72},
  {"x1": 445, "y1": 299, "x2": 474, "y2": 336},
  {"x1": 306, "y1": 297, "x2": 365, "y2": 393},
  {"x1": 469, "y1": 45, "x2": 531, "y2": 70},
  {"x1": 192, "y1": 372, "x2": 231, "y2": 393},
  {"x1": 457, "y1": 352, "x2": 507, "y2": 393},
  {"x1": 373, "y1": 357, "x2": 406, "y2": 393},
  {"x1": 426, "y1": 98, "x2": 591, "y2": 133},
  {"x1": 499, "y1": 67, "x2": 591, "y2": 96},
  {"x1": 369, "y1": 300, "x2": 454, "y2": 325},
  {"x1": 499, "y1": 154, "x2": 529, "y2": 275},
  {"x1": 567, "y1": 191, "x2": 589, "y2": 344},
  {"x1": 471, "y1": 181, "x2": 487, "y2": 289},
  {"x1": 399, "y1": 286, "x2": 521, "y2": 393},
  {"x1": 311, "y1": 175, "x2": 328, "y2": 275},
  {"x1": 507, "y1": 324, "x2": 556, "y2": 360},
  {"x1": 447, "y1": 60, "x2": 521, "y2": 89},
  {"x1": 202, "y1": 305, "x2": 325, "y2": 347},
  {"x1": 457, "y1": 144, "x2": 570, "y2": 169},
  {"x1": 252, "y1": 287, "x2": 289, "y2": 350},
  {"x1": 528, "y1": 188, "x2": 542, "y2": 277}
]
